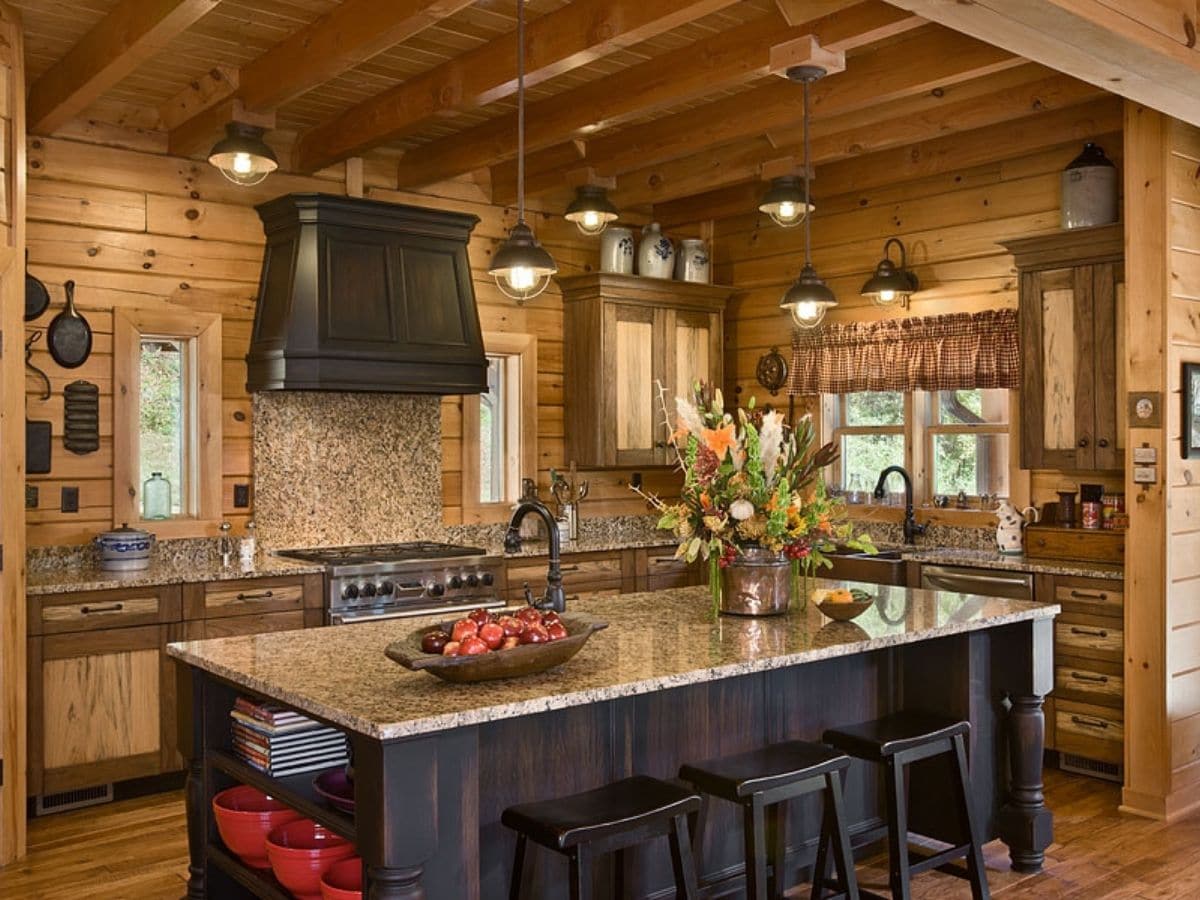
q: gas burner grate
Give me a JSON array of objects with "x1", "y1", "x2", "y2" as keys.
[{"x1": 276, "y1": 541, "x2": 486, "y2": 566}]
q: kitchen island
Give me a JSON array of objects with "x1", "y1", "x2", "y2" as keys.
[{"x1": 169, "y1": 582, "x2": 1057, "y2": 899}]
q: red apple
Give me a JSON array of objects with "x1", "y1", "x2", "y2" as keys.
[
  {"x1": 498, "y1": 615, "x2": 524, "y2": 637},
  {"x1": 516, "y1": 607, "x2": 543, "y2": 626},
  {"x1": 442, "y1": 641, "x2": 461, "y2": 657},
  {"x1": 421, "y1": 629, "x2": 450, "y2": 654},
  {"x1": 546, "y1": 622, "x2": 568, "y2": 642},
  {"x1": 541, "y1": 611, "x2": 562, "y2": 628},
  {"x1": 520, "y1": 623, "x2": 549, "y2": 645},
  {"x1": 468, "y1": 608, "x2": 493, "y2": 628},
  {"x1": 479, "y1": 621, "x2": 504, "y2": 650},
  {"x1": 460, "y1": 635, "x2": 489, "y2": 656},
  {"x1": 451, "y1": 619, "x2": 478, "y2": 643},
  {"x1": 501, "y1": 636, "x2": 520, "y2": 650}
]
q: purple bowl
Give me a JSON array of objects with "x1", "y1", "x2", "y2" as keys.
[{"x1": 313, "y1": 768, "x2": 355, "y2": 813}]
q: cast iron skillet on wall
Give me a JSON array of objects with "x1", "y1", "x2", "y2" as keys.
[
  {"x1": 47, "y1": 280, "x2": 92, "y2": 368},
  {"x1": 24, "y1": 250, "x2": 49, "y2": 321}
]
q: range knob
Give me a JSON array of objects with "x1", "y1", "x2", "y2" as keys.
[
  {"x1": 449, "y1": 575, "x2": 463, "y2": 589},
  {"x1": 379, "y1": 581, "x2": 395, "y2": 595},
  {"x1": 481, "y1": 572, "x2": 495, "y2": 587},
  {"x1": 429, "y1": 583, "x2": 445, "y2": 597},
  {"x1": 342, "y1": 583, "x2": 359, "y2": 600},
  {"x1": 361, "y1": 582, "x2": 377, "y2": 598},
  {"x1": 466, "y1": 573, "x2": 480, "y2": 588}
]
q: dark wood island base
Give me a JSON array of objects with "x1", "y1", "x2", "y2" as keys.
[{"x1": 171, "y1": 585, "x2": 1056, "y2": 899}]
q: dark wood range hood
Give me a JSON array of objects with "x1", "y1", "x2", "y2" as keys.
[{"x1": 246, "y1": 193, "x2": 487, "y2": 394}]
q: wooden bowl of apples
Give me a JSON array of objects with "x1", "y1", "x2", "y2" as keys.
[{"x1": 385, "y1": 606, "x2": 608, "y2": 683}]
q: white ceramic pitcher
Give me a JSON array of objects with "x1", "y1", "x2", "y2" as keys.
[{"x1": 995, "y1": 500, "x2": 1039, "y2": 555}]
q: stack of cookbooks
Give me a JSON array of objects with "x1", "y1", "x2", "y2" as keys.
[{"x1": 230, "y1": 697, "x2": 349, "y2": 777}]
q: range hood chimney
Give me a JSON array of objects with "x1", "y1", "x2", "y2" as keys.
[{"x1": 246, "y1": 193, "x2": 487, "y2": 394}]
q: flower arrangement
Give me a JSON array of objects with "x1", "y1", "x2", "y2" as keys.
[{"x1": 633, "y1": 383, "x2": 874, "y2": 605}]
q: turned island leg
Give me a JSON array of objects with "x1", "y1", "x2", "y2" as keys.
[{"x1": 998, "y1": 693, "x2": 1054, "y2": 873}]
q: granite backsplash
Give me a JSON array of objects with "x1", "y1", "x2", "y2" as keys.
[{"x1": 252, "y1": 392, "x2": 443, "y2": 549}]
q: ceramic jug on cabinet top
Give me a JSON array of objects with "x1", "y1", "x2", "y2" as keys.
[
  {"x1": 995, "y1": 500, "x2": 1039, "y2": 555},
  {"x1": 637, "y1": 223, "x2": 674, "y2": 279},
  {"x1": 599, "y1": 226, "x2": 634, "y2": 274},
  {"x1": 675, "y1": 238, "x2": 710, "y2": 283}
]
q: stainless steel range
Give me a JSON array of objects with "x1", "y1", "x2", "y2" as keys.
[{"x1": 274, "y1": 542, "x2": 506, "y2": 625}]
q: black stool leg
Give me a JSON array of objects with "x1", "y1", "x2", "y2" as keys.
[
  {"x1": 769, "y1": 801, "x2": 787, "y2": 900},
  {"x1": 826, "y1": 770, "x2": 860, "y2": 900},
  {"x1": 952, "y1": 734, "x2": 991, "y2": 900},
  {"x1": 569, "y1": 845, "x2": 593, "y2": 900},
  {"x1": 811, "y1": 792, "x2": 834, "y2": 900},
  {"x1": 614, "y1": 848, "x2": 627, "y2": 899},
  {"x1": 883, "y1": 758, "x2": 912, "y2": 900},
  {"x1": 509, "y1": 833, "x2": 527, "y2": 900},
  {"x1": 745, "y1": 795, "x2": 769, "y2": 900},
  {"x1": 669, "y1": 812, "x2": 700, "y2": 900}
]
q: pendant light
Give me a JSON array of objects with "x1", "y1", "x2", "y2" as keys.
[
  {"x1": 208, "y1": 122, "x2": 278, "y2": 187},
  {"x1": 861, "y1": 237, "x2": 919, "y2": 308},
  {"x1": 779, "y1": 66, "x2": 836, "y2": 329},
  {"x1": 489, "y1": 0, "x2": 557, "y2": 303},
  {"x1": 565, "y1": 185, "x2": 619, "y2": 235},
  {"x1": 759, "y1": 175, "x2": 812, "y2": 228}
]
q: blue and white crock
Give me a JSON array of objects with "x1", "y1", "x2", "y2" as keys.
[
  {"x1": 675, "y1": 238, "x2": 711, "y2": 283},
  {"x1": 600, "y1": 226, "x2": 635, "y2": 274},
  {"x1": 637, "y1": 223, "x2": 674, "y2": 279},
  {"x1": 95, "y1": 523, "x2": 154, "y2": 571}
]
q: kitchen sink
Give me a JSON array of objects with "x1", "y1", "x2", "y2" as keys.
[{"x1": 822, "y1": 547, "x2": 908, "y2": 586}]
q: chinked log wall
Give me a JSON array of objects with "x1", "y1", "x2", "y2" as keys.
[
  {"x1": 698, "y1": 104, "x2": 1128, "y2": 514},
  {"x1": 23, "y1": 134, "x2": 664, "y2": 547}
]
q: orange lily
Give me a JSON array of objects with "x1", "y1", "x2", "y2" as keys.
[{"x1": 702, "y1": 424, "x2": 737, "y2": 460}]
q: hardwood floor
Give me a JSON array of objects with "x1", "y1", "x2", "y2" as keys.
[{"x1": 0, "y1": 769, "x2": 1195, "y2": 898}]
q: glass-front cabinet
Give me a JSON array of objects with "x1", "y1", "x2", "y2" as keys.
[
  {"x1": 560, "y1": 273, "x2": 731, "y2": 467},
  {"x1": 1002, "y1": 225, "x2": 1124, "y2": 471}
]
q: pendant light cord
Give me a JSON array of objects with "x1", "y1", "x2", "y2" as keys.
[
  {"x1": 517, "y1": 0, "x2": 526, "y2": 226},
  {"x1": 802, "y1": 77, "x2": 812, "y2": 267}
]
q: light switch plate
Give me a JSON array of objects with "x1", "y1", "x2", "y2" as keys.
[
  {"x1": 1133, "y1": 446, "x2": 1158, "y2": 464},
  {"x1": 1134, "y1": 465, "x2": 1158, "y2": 484}
]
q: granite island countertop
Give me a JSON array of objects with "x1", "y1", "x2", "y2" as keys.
[
  {"x1": 167, "y1": 581, "x2": 1058, "y2": 741},
  {"x1": 899, "y1": 546, "x2": 1124, "y2": 581},
  {"x1": 25, "y1": 554, "x2": 326, "y2": 597}
]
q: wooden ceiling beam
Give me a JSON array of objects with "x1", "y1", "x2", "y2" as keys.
[
  {"x1": 27, "y1": 0, "x2": 220, "y2": 135},
  {"x1": 886, "y1": 0, "x2": 1200, "y2": 128},
  {"x1": 493, "y1": 26, "x2": 1024, "y2": 205},
  {"x1": 158, "y1": 65, "x2": 238, "y2": 132},
  {"x1": 618, "y1": 68, "x2": 1105, "y2": 208},
  {"x1": 167, "y1": 98, "x2": 275, "y2": 158},
  {"x1": 394, "y1": 1, "x2": 922, "y2": 189},
  {"x1": 294, "y1": 0, "x2": 744, "y2": 174},
  {"x1": 775, "y1": 0, "x2": 866, "y2": 24},
  {"x1": 167, "y1": 0, "x2": 473, "y2": 158}
]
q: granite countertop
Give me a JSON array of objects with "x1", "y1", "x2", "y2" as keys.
[
  {"x1": 166, "y1": 582, "x2": 1058, "y2": 741},
  {"x1": 25, "y1": 554, "x2": 326, "y2": 597},
  {"x1": 900, "y1": 546, "x2": 1124, "y2": 581}
]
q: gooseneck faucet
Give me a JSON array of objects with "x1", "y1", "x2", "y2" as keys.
[
  {"x1": 504, "y1": 499, "x2": 566, "y2": 612},
  {"x1": 874, "y1": 465, "x2": 927, "y2": 545}
]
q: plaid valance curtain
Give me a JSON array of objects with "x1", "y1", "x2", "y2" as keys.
[{"x1": 787, "y1": 308, "x2": 1020, "y2": 395}]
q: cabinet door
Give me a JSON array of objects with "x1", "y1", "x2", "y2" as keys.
[
  {"x1": 606, "y1": 303, "x2": 664, "y2": 466},
  {"x1": 1092, "y1": 262, "x2": 1124, "y2": 470},
  {"x1": 29, "y1": 624, "x2": 169, "y2": 794},
  {"x1": 667, "y1": 308, "x2": 722, "y2": 400}
]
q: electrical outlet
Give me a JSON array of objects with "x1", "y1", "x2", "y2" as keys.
[
  {"x1": 233, "y1": 483, "x2": 251, "y2": 508},
  {"x1": 25, "y1": 486, "x2": 38, "y2": 509},
  {"x1": 631, "y1": 472, "x2": 643, "y2": 489},
  {"x1": 60, "y1": 486, "x2": 79, "y2": 513}
]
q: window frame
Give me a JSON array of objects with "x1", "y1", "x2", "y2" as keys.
[
  {"x1": 113, "y1": 307, "x2": 223, "y2": 537},
  {"x1": 923, "y1": 390, "x2": 1011, "y2": 501},
  {"x1": 460, "y1": 331, "x2": 537, "y2": 524},
  {"x1": 824, "y1": 392, "x2": 913, "y2": 494}
]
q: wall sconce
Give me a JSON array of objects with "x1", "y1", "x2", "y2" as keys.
[
  {"x1": 861, "y1": 238, "x2": 919, "y2": 308},
  {"x1": 758, "y1": 175, "x2": 812, "y2": 228},
  {"x1": 207, "y1": 123, "x2": 278, "y2": 187},
  {"x1": 565, "y1": 185, "x2": 619, "y2": 235}
]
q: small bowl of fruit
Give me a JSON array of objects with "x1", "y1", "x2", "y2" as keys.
[
  {"x1": 384, "y1": 606, "x2": 607, "y2": 683},
  {"x1": 812, "y1": 587, "x2": 875, "y2": 622}
]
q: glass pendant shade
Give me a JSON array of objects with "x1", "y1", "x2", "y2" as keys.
[
  {"x1": 758, "y1": 176, "x2": 812, "y2": 228},
  {"x1": 208, "y1": 123, "x2": 278, "y2": 186},
  {"x1": 565, "y1": 185, "x2": 619, "y2": 235},
  {"x1": 489, "y1": 220, "x2": 557, "y2": 302},
  {"x1": 861, "y1": 238, "x2": 918, "y2": 308},
  {"x1": 781, "y1": 263, "x2": 837, "y2": 328}
]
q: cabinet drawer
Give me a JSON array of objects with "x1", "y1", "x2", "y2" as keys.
[
  {"x1": 1055, "y1": 617, "x2": 1123, "y2": 662},
  {"x1": 1055, "y1": 579, "x2": 1123, "y2": 616},
  {"x1": 1055, "y1": 699, "x2": 1123, "y2": 764},
  {"x1": 197, "y1": 577, "x2": 308, "y2": 618},
  {"x1": 36, "y1": 586, "x2": 179, "y2": 635},
  {"x1": 1055, "y1": 659, "x2": 1123, "y2": 708},
  {"x1": 202, "y1": 610, "x2": 306, "y2": 638},
  {"x1": 508, "y1": 554, "x2": 624, "y2": 590}
]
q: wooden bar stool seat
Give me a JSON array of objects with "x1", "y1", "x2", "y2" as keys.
[
  {"x1": 502, "y1": 775, "x2": 701, "y2": 900},
  {"x1": 680, "y1": 740, "x2": 860, "y2": 900},
  {"x1": 823, "y1": 712, "x2": 989, "y2": 900}
]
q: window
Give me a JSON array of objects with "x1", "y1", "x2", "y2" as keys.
[
  {"x1": 462, "y1": 333, "x2": 537, "y2": 521},
  {"x1": 825, "y1": 388, "x2": 1012, "y2": 504},
  {"x1": 114, "y1": 308, "x2": 223, "y2": 535}
]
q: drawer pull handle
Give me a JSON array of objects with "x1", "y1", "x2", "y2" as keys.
[
  {"x1": 1069, "y1": 627, "x2": 1108, "y2": 638},
  {"x1": 1069, "y1": 591, "x2": 1109, "y2": 601},
  {"x1": 1070, "y1": 715, "x2": 1109, "y2": 730},
  {"x1": 1070, "y1": 671, "x2": 1109, "y2": 684},
  {"x1": 235, "y1": 590, "x2": 274, "y2": 601},
  {"x1": 651, "y1": 557, "x2": 679, "y2": 565},
  {"x1": 559, "y1": 565, "x2": 580, "y2": 573},
  {"x1": 80, "y1": 603, "x2": 124, "y2": 615}
]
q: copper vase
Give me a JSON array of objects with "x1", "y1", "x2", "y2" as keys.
[{"x1": 719, "y1": 546, "x2": 791, "y2": 616}]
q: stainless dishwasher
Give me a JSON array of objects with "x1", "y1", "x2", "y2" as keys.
[{"x1": 920, "y1": 564, "x2": 1034, "y2": 601}]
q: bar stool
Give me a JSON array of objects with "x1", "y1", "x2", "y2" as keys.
[
  {"x1": 822, "y1": 712, "x2": 989, "y2": 900},
  {"x1": 501, "y1": 774, "x2": 701, "y2": 900},
  {"x1": 679, "y1": 741, "x2": 860, "y2": 900}
]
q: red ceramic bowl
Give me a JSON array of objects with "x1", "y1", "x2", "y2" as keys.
[
  {"x1": 212, "y1": 785, "x2": 303, "y2": 870},
  {"x1": 320, "y1": 857, "x2": 363, "y2": 900},
  {"x1": 267, "y1": 819, "x2": 356, "y2": 900}
]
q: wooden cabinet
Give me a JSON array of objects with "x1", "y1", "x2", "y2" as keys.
[
  {"x1": 1002, "y1": 225, "x2": 1124, "y2": 471},
  {"x1": 559, "y1": 273, "x2": 732, "y2": 467},
  {"x1": 181, "y1": 573, "x2": 324, "y2": 637},
  {"x1": 634, "y1": 548, "x2": 703, "y2": 592},
  {"x1": 27, "y1": 584, "x2": 182, "y2": 796},
  {"x1": 506, "y1": 550, "x2": 636, "y2": 603}
]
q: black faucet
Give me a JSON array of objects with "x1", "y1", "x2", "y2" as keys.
[
  {"x1": 504, "y1": 499, "x2": 566, "y2": 612},
  {"x1": 874, "y1": 465, "x2": 927, "y2": 545}
]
